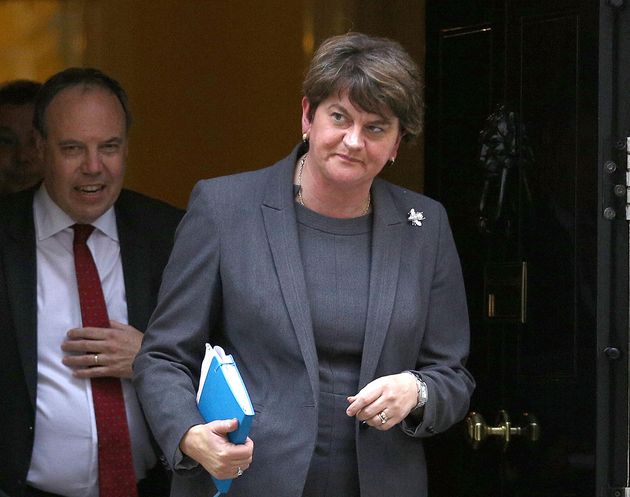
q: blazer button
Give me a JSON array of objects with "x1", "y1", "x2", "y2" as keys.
[{"x1": 359, "y1": 421, "x2": 369, "y2": 431}]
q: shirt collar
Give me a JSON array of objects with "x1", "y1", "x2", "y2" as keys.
[{"x1": 33, "y1": 184, "x2": 119, "y2": 242}]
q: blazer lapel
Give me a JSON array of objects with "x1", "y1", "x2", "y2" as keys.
[
  {"x1": 3, "y1": 191, "x2": 38, "y2": 408},
  {"x1": 359, "y1": 179, "x2": 404, "y2": 388},
  {"x1": 259, "y1": 153, "x2": 406, "y2": 395},
  {"x1": 261, "y1": 151, "x2": 320, "y2": 402},
  {"x1": 115, "y1": 192, "x2": 154, "y2": 331}
]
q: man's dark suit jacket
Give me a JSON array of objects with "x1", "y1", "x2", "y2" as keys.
[{"x1": 0, "y1": 188, "x2": 183, "y2": 497}]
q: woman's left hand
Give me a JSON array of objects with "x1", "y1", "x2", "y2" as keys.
[{"x1": 346, "y1": 373, "x2": 418, "y2": 430}]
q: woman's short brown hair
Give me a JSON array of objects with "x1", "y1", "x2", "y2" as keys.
[{"x1": 302, "y1": 32, "x2": 424, "y2": 142}]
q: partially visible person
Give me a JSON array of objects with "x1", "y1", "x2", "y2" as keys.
[
  {"x1": 0, "y1": 67, "x2": 183, "y2": 497},
  {"x1": 0, "y1": 79, "x2": 43, "y2": 195},
  {"x1": 134, "y1": 32, "x2": 474, "y2": 497}
]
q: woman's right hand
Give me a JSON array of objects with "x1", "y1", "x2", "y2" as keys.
[{"x1": 179, "y1": 419, "x2": 254, "y2": 479}]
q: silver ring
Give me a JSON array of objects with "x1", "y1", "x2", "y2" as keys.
[
  {"x1": 378, "y1": 410, "x2": 388, "y2": 424},
  {"x1": 94, "y1": 354, "x2": 99, "y2": 365},
  {"x1": 236, "y1": 466, "x2": 243, "y2": 477}
]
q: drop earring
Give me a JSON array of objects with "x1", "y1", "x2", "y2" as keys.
[{"x1": 302, "y1": 132, "x2": 309, "y2": 143}]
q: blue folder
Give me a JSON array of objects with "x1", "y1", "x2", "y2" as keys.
[{"x1": 196, "y1": 344, "x2": 254, "y2": 495}]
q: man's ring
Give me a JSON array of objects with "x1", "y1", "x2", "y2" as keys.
[
  {"x1": 94, "y1": 354, "x2": 99, "y2": 365},
  {"x1": 378, "y1": 410, "x2": 388, "y2": 424},
  {"x1": 236, "y1": 467, "x2": 243, "y2": 477}
]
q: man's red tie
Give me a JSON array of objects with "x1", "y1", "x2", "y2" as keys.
[{"x1": 72, "y1": 224, "x2": 138, "y2": 497}]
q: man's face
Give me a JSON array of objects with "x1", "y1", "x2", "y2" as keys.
[
  {"x1": 0, "y1": 102, "x2": 41, "y2": 193},
  {"x1": 38, "y1": 85, "x2": 128, "y2": 224}
]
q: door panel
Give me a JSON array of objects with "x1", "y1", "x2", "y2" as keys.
[
  {"x1": 425, "y1": 1, "x2": 598, "y2": 495},
  {"x1": 598, "y1": 2, "x2": 630, "y2": 493}
]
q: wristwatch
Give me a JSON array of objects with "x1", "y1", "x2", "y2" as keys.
[{"x1": 404, "y1": 371, "x2": 428, "y2": 410}]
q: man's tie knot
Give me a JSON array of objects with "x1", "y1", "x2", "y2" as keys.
[
  {"x1": 72, "y1": 224, "x2": 94, "y2": 245},
  {"x1": 72, "y1": 224, "x2": 95, "y2": 246}
]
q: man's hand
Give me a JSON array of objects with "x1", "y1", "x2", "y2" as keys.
[
  {"x1": 61, "y1": 320, "x2": 142, "y2": 378},
  {"x1": 180, "y1": 420, "x2": 254, "y2": 480}
]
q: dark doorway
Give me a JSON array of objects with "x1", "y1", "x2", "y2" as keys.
[{"x1": 423, "y1": 1, "x2": 627, "y2": 495}]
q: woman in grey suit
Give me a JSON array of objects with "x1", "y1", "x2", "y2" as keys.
[{"x1": 134, "y1": 32, "x2": 474, "y2": 497}]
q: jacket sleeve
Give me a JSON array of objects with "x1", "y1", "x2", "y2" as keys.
[
  {"x1": 133, "y1": 181, "x2": 222, "y2": 474},
  {"x1": 401, "y1": 203, "x2": 475, "y2": 437}
]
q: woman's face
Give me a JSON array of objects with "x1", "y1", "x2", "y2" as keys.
[{"x1": 301, "y1": 92, "x2": 402, "y2": 191}]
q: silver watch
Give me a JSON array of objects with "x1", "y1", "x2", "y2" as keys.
[{"x1": 404, "y1": 371, "x2": 428, "y2": 410}]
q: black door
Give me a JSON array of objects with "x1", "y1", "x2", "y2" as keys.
[{"x1": 424, "y1": 1, "x2": 629, "y2": 495}]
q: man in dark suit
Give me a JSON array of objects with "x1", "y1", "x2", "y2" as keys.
[
  {"x1": 0, "y1": 68, "x2": 183, "y2": 497},
  {"x1": 0, "y1": 79, "x2": 43, "y2": 195}
]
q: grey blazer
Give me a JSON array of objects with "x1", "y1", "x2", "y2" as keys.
[{"x1": 134, "y1": 145, "x2": 474, "y2": 497}]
